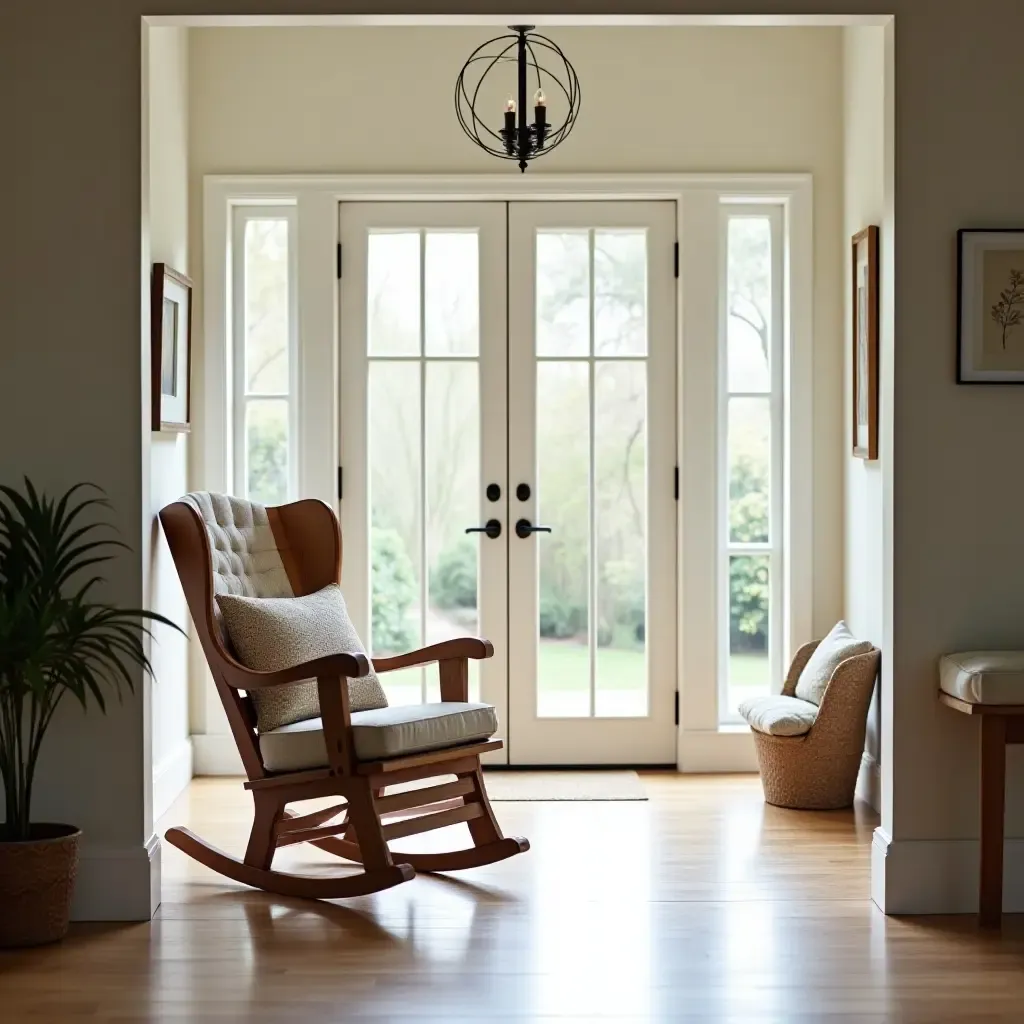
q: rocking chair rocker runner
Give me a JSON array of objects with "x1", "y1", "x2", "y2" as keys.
[{"x1": 159, "y1": 493, "x2": 528, "y2": 900}]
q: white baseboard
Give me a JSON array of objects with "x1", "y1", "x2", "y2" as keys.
[
  {"x1": 153, "y1": 739, "x2": 193, "y2": 819},
  {"x1": 71, "y1": 834, "x2": 161, "y2": 922},
  {"x1": 192, "y1": 732, "x2": 244, "y2": 775},
  {"x1": 678, "y1": 728, "x2": 759, "y2": 773},
  {"x1": 872, "y1": 827, "x2": 1024, "y2": 914},
  {"x1": 855, "y1": 750, "x2": 881, "y2": 812}
]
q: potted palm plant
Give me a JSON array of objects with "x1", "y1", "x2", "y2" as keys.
[{"x1": 0, "y1": 480, "x2": 180, "y2": 947}]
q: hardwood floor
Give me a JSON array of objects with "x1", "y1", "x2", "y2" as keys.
[{"x1": 2, "y1": 774, "x2": 1024, "y2": 1022}]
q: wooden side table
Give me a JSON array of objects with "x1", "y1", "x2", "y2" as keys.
[{"x1": 939, "y1": 691, "x2": 1024, "y2": 927}]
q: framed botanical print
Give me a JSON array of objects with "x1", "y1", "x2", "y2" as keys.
[
  {"x1": 957, "y1": 229, "x2": 1024, "y2": 383},
  {"x1": 852, "y1": 226, "x2": 880, "y2": 460},
  {"x1": 151, "y1": 263, "x2": 193, "y2": 432}
]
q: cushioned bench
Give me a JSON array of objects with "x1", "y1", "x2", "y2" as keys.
[{"x1": 939, "y1": 651, "x2": 1024, "y2": 928}]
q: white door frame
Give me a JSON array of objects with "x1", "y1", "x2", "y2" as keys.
[{"x1": 200, "y1": 172, "x2": 814, "y2": 773}]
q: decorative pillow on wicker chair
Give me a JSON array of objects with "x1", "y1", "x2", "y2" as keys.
[
  {"x1": 794, "y1": 620, "x2": 874, "y2": 706},
  {"x1": 216, "y1": 583, "x2": 388, "y2": 732}
]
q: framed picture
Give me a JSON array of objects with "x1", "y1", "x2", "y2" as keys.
[
  {"x1": 852, "y1": 226, "x2": 880, "y2": 460},
  {"x1": 957, "y1": 229, "x2": 1024, "y2": 383},
  {"x1": 151, "y1": 263, "x2": 193, "y2": 432}
]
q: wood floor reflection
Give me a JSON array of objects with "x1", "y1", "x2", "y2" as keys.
[{"x1": 2, "y1": 774, "x2": 1024, "y2": 1022}]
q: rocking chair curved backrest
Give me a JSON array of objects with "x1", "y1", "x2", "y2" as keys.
[{"x1": 159, "y1": 493, "x2": 345, "y2": 781}]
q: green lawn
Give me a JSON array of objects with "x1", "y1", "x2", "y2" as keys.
[
  {"x1": 536, "y1": 642, "x2": 768, "y2": 691},
  {"x1": 379, "y1": 642, "x2": 770, "y2": 716}
]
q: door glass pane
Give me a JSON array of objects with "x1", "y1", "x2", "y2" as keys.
[
  {"x1": 537, "y1": 361, "x2": 591, "y2": 717},
  {"x1": 425, "y1": 232, "x2": 479, "y2": 356},
  {"x1": 369, "y1": 361, "x2": 423, "y2": 705},
  {"x1": 728, "y1": 397, "x2": 770, "y2": 545},
  {"x1": 536, "y1": 231, "x2": 590, "y2": 357},
  {"x1": 594, "y1": 230, "x2": 647, "y2": 356},
  {"x1": 728, "y1": 554, "x2": 770, "y2": 717},
  {"x1": 368, "y1": 232, "x2": 421, "y2": 356},
  {"x1": 245, "y1": 399, "x2": 288, "y2": 505},
  {"x1": 595, "y1": 361, "x2": 647, "y2": 717},
  {"x1": 244, "y1": 219, "x2": 290, "y2": 394},
  {"x1": 727, "y1": 217, "x2": 772, "y2": 392},
  {"x1": 426, "y1": 361, "x2": 481, "y2": 702}
]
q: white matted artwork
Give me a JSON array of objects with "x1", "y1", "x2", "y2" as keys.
[
  {"x1": 852, "y1": 226, "x2": 879, "y2": 459},
  {"x1": 958, "y1": 229, "x2": 1024, "y2": 384},
  {"x1": 151, "y1": 263, "x2": 193, "y2": 430}
]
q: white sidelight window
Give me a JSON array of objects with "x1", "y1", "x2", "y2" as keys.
[
  {"x1": 719, "y1": 203, "x2": 785, "y2": 724},
  {"x1": 230, "y1": 205, "x2": 298, "y2": 505}
]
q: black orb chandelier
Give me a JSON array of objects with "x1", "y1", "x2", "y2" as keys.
[{"x1": 455, "y1": 25, "x2": 581, "y2": 173}]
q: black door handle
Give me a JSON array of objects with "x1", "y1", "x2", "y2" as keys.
[
  {"x1": 515, "y1": 518, "x2": 552, "y2": 540},
  {"x1": 466, "y1": 519, "x2": 502, "y2": 540}
]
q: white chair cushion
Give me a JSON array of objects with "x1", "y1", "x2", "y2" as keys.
[
  {"x1": 217, "y1": 583, "x2": 388, "y2": 732},
  {"x1": 794, "y1": 621, "x2": 874, "y2": 705},
  {"x1": 940, "y1": 651, "x2": 1024, "y2": 705},
  {"x1": 739, "y1": 694, "x2": 819, "y2": 737},
  {"x1": 259, "y1": 702, "x2": 499, "y2": 770}
]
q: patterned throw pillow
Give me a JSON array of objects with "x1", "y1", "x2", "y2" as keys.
[{"x1": 216, "y1": 583, "x2": 388, "y2": 733}]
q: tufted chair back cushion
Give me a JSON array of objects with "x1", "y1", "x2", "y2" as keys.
[{"x1": 184, "y1": 491, "x2": 293, "y2": 601}]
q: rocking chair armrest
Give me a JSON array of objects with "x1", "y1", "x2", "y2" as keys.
[
  {"x1": 373, "y1": 638, "x2": 494, "y2": 674},
  {"x1": 221, "y1": 651, "x2": 372, "y2": 690}
]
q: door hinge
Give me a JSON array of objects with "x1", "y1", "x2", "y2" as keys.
[
  {"x1": 674, "y1": 691, "x2": 680, "y2": 726},
  {"x1": 674, "y1": 466, "x2": 679, "y2": 501},
  {"x1": 336, "y1": 242, "x2": 343, "y2": 279},
  {"x1": 673, "y1": 240, "x2": 679, "y2": 279},
  {"x1": 337, "y1": 466, "x2": 343, "y2": 499}
]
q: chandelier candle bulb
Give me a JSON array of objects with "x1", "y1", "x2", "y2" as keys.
[
  {"x1": 533, "y1": 89, "x2": 547, "y2": 148},
  {"x1": 504, "y1": 99, "x2": 516, "y2": 134}
]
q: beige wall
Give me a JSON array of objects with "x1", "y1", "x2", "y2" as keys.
[
  {"x1": 188, "y1": 24, "x2": 846, "y2": 640},
  {"x1": 147, "y1": 27, "x2": 193, "y2": 820},
  {"x1": 5, "y1": 0, "x2": 1024, "y2": 918},
  {"x1": 843, "y1": 26, "x2": 886, "y2": 809}
]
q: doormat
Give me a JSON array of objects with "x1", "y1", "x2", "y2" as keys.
[{"x1": 482, "y1": 770, "x2": 648, "y2": 802}]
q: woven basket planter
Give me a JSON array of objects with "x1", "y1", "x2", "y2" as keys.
[{"x1": 0, "y1": 824, "x2": 81, "y2": 947}]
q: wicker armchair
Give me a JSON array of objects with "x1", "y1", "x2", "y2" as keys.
[{"x1": 750, "y1": 640, "x2": 881, "y2": 810}]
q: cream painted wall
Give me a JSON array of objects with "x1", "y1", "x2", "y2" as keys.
[
  {"x1": 843, "y1": 26, "x2": 885, "y2": 810},
  {"x1": 147, "y1": 27, "x2": 193, "y2": 820},
  {"x1": 6, "y1": 0, "x2": 1024, "y2": 919},
  {"x1": 187, "y1": 25, "x2": 846, "y2": 645}
]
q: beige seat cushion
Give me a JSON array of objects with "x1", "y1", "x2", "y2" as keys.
[
  {"x1": 217, "y1": 583, "x2": 387, "y2": 732},
  {"x1": 794, "y1": 621, "x2": 874, "y2": 705},
  {"x1": 739, "y1": 694, "x2": 819, "y2": 737},
  {"x1": 940, "y1": 651, "x2": 1024, "y2": 705},
  {"x1": 260, "y1": 702, "x2": 498, "y2": 770}
]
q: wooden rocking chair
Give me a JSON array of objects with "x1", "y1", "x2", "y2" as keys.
[{"x1": 159, "y1": 493, "x2": 528, "y2": 900}]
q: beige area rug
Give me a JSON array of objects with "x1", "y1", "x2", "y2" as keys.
[
  {"x1": 483, "y1": 770, "x2": 648, "y2": 801},
  {"x1": 387, "y1": 770, "x2": 648, "y2": 802}
]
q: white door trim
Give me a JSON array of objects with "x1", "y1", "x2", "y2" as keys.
[{"x1": 200, "y1": 172, "x2": 814, "y2": 773}]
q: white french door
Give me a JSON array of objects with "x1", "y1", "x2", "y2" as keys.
[
  {"x1": 339, "y1": 200, "x2": 677, "y2": 765},
  {"x1": 507, "y1": 202, "x2": 677, "y2": 764}
]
